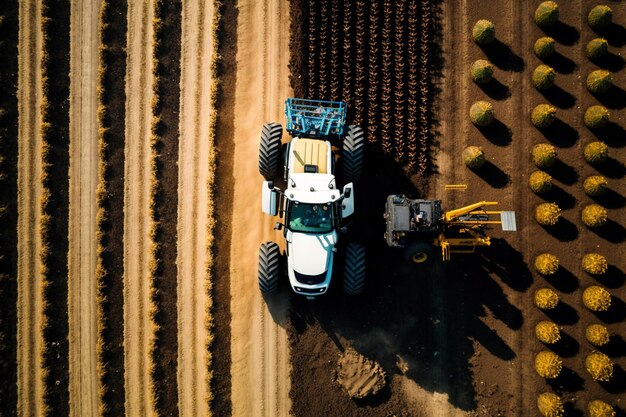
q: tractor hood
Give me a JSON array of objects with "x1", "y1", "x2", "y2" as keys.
[{"x1": 287, "y1": 231, "x2": 337, "y2": 278}]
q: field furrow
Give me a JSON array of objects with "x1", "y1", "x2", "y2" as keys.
[
  {"x1": 176, "y1": 0, "x2": 217, "y2": 415},
  {"x1": 16, "y1": 0, "x2": 46, "y2": 415},
  {"x1": 123, "y1": 0, "x2": 157, "y2": 415},
  {"x1": 67, "y1": 0, "x2": 101, "y2": 415},
  {"x1": 229, "y1": 0, "x2": 292, "y2": 416}
]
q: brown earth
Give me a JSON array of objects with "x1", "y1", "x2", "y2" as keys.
[
  {"x1": 16, "y1": 1, "x2": 46, "y2": 415},
  {"x1": 67, "y1": 0, "x2": 101, "y2": 415},
  {"x1": 336, "y1": 348, "x2": 387, "y2": 399},
  {"x1": 122, "y1": 0, "x2": 157, "y2": 414},
  {"x1": 176, "y1": 0, "x2": 217, "y2": 415}
]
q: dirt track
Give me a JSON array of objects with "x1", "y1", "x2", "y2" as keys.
[
  {"x1": 16, "y1": 0, "x2": 46, "y2": 415},
  {"x1": 176, "y1": 0, "x2": 216, "y2": 415},
  {"x1": 229, "y1": 0, "x2": 292, "y2": 416},
  {"x1": 123, "y1": 0, "x2": 157, "y2": 415},
  {"x1": 67, "y1": 0, "x2": 101, "y2": 415}
]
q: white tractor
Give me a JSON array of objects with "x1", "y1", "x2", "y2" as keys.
[{"x1": 258, "y1": 99, "x2": 366, "y2": 298}]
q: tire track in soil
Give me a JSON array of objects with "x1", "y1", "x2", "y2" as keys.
[
  {"x1": 67, "y1": 0, "x2": 101, "y2": 415},
  {"x1": 123, "y1": 0, "x2": 157, "y2": 415},
  {"x1": 16, "y1": 1, "x2": 46, "y2": 415},
  {"x1": 229, "y1": 0, "x2": 292, "y2": 416},
  {"x1": 176, "y1": 1, "x2": 216, "y2": 415}
]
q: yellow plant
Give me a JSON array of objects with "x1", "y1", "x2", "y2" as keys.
[
  {"x1": 534, "y1": 37, "x2": 555, "y2": 59},
  {"x1": 583, "y1": 286, "x2": 611, "y2": 311},
  {"x1": 535, "y1": 203, "x2": 561, "y2": 226},
  {"x1": 537, "y1": 392, "x2": 564, "y2": 417},
  {"x1": 529, "y1": 171, "x2": 553, "y2": 194},
  {"x1": 535, "y1": 288, "x2": 559, "y2": 310},
  {"x1": 586, "y1": 38, "x2": 608, "y2": 60},
  {"x1": 462, "y1": 146, "x2": 486, "y2": 169},
  {"x1": 532, "y1": 143, "x2": 557, "y2": 168},
  {"x1": 533, "y1": 65, "x2": 556, "y2": 90},
  {"x1": 589, "y1": 400, "x2": 616, "y2": 417},
  {"x1": 586, "y1": 324, "x2": 610, "y2": 347},
  {"x1": 582, "y1": 253, "x2": 608, "y2": 275},
  {"x1": 535, "y1": 253, "x2": 559, "y2": 275},
  {"x1": 584, "y1": 175, "x2": 608, "y2": 196},
  {"x1": 535, "y1": 351, "x2": 562, "y2": 378},
  {"x1": 586, "y1": 352, "x2": 613, "y2": 381},
  {"x1": 584, "y1": 105, "x2": 610, "y2": 129},
  {"x1": 532, "y1": 104, "x2": 557, "y2": 128},
  {"x1": 582, "y1": 204, "x2": 607, "y2": 228},
  {"x1": 469, "y1": 101, "x2": 494, "y2": 126},
  {"x1": 535, "y1": 321, "x2": 561, "y2": 344},
  {"x1": 584, "y1": 141, "x2": 609, "y2": 164}
]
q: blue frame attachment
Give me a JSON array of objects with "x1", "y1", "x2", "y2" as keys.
[{"x1": 284, "y1": 98, "x2": 346, "y2": 139}]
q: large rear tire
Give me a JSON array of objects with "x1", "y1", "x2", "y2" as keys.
[
  {"x1": 259, "y1": 242, "x2": 280, "y2": 293},
  {"x1": 403, "y1": 242, "x2": 434, "y2": 265},
  {"x1": 341, "y1": 125, "x2": 365, "y2": 183},
  {"x1": 343, "y1": 242, "x2": 366, "y2": 295},
  {"x1": 259, "y1": 122, "x2": 283, "y2": 181}
]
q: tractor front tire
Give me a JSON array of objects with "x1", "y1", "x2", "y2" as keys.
[
  {"x1": 259, "y1": 242, "x2": 280, "y2": 293},
  {"x1": 343, "y1": 242, "x2": 366, "y2": 295},
  {"x1": 341, "y1": 125, "x2": 365, "y2": 183},
  {"x1": 404, "y1": 242, "x2": 433, "y2": 265},
  {"x1": 259, "y1": 122, "x2": 283, "y2": 181}
]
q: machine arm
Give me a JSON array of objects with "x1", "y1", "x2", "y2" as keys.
[{"x1": 443, "y1": 201, "x2": 499, "y2": 222}]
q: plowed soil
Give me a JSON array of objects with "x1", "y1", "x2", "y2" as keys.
[
  {"x1": 122, "y1": 0, "x2": 157, "y2": 414},
  {"x1": 67, "y1": 0, "x2": 101, "y2": 415},
  {"x1": 16, "y1": 1, "x2": 46, "y2": 415}
]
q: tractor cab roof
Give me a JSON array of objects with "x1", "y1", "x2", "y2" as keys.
[{"x1": 286, "y1": 174, "x2": 341, "y2": 204}]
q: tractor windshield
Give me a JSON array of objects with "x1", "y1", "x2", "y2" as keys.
[{"x1": 287, "y1": 201, "x2": 335, "y2": 233}]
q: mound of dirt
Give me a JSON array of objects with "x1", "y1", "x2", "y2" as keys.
[{"x1": 336, "y1": 349, "x2": 386, "y2": 399}]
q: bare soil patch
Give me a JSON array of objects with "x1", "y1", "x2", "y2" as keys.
[{"x1": 336, "y1": 348, "x2": 387, "y2": 399}]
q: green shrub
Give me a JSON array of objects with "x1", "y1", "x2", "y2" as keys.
[
  {"x1": 462, "y1": 146, "x2": 486, "y2": 169},
  {"x1": 529, "y1": 171, "x2": 553, "y2": 194},
  {"x1": 586, "y1": 351, "x2": 613, "y2": 381},
  {"x1": 586, "y1": 38, "x2": 608, "y2": 60},
  {"x1": 535, "y1": 351, "x2": 562, "y2": 378},
  {"x1": 534, "y1": 37, "x2": 556, "y2": 59},
  {"x1": 531, "y1": 104, "x2": 556, "y2": 128},
  {"x1": 582, "y1": 204, "x2": 607, "y2": 228},
  {"x1": 584, "y1": 142, "x2": 609, "y2": 164},
  {"x1": 588, "y1": 5, "x2": 613, "y2": 30},
  {"x1": 535, "y1": 288, "x2": 559, "y2": 310},
  {"x1": 535, "y1": 1, "x2": 559, "y2": 28},
  {"x1": 589, "y1": 400, "x2": 616, "y2": 417},
  {"x1": 472, "y1": 20, "x2": 495, "y2": 45},
  {"x1": 584, "y1": 105, "x2": 610, "y2": 129},
  {"x1": 533, "y1": 65, "x2": 556, "y2": 90},
  {"x1": 469, "y1": 101, "x2": 494, "y2": 126},
  {"x1": 587, "y1": 70, "x2": 613, "y2": 94},
  {"x1": 535, "y1": 253, "x2": 559, "y2": 275},
  {"x1": 584, "y1": 175, "x2": 608, "y2": 196},
  {"x1": 535, "y1": 321, "x2": 561, "y2": 344},
  {"x1": 582, "y1": 253, "x2": 608, "y2": 275},
  {"x1": 586, "y1": 324, "x2": 610, "y2": 347},
  {"x1": 537, "y1": 393, "x2": 564, "y2": 417},
  {"x1": 583, "y1": 285, "x2": 612, "y2": 311},
  {"x1": 471, "y1": 59, "x2": 494, "y2": 84},
  {"x1": 535, "y1": 203, "x2": 561, "y2": 226},
  {"x1": 532, "y1": 144, "x2": 557, "y2": 168}
]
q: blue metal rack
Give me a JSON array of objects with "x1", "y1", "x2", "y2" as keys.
[{"x1": 284, "y1": 98, "x2": 346, "y2": 139}]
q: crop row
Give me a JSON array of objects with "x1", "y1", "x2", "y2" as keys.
[{"x1": 291, "y1": 0, "x2": 435, "y2": 173}]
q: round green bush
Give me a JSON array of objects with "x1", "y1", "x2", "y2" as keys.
[
  {"x1": 462, "y1": 146, "x2": 486, "y2": 169},
  {"x1": 472, "y1": 20, "x2": 495, "y2": 45},
  {"x1": 533, "y1": 65, "x2": 556, "y2": 90},
  {"x1": 584, "y1": 175, "x2": 608, "y2": 196},
  {"x1": 588, "y1": 5, "x2": 613, "y2": 30},
  {"x1": 584, "y1": 142, "x2": 609, "y2": 164},
  {"x1": 531, "y1": 104, "x2": 556, "y2": 128},
  {"x1": 582, "y1": 204, "x2": 607, "y2": 228},
  {"x1": 535, "y1": 253, "x2": 559, "y2": 275},
  {"x1": 529, "y1": 171, "x2": 553, "y2": 194},
  {"x1": 583, "y1": 253, "x2": 608, "y2": 275},
  {"x1": 535, "y1": 1, "x2": 559, "y2": 28},
  {"x1": 587, "y1": 70, "x2": 613, "y2": 94},
  {"x1": 584, "y1": 105, "x2": 610, "y2": 129},
  {"x1": 538, "y1": 392, "x2": 564, "y2": 417},
  {"x1": 586, "y1": 38, "x2": 609, "y2": 60},
  {"x1": 535, "y1": 203, "x2": 561, "y2": 226},
  {"x1": 469, "y1": 101, "x2": 494, "y2": 126},
  {"x1": 589, "y1": 400, "x2": 616, "y2": 417},
  {"x1": 532, "y1": 144, "x2": 557, "y2": 168},
  {"x1": 534, "y1": 37, "x2": 556, "y2": 59},
  {"x1": 471, "y1": 59, "x2": 494, "y2": 84}
]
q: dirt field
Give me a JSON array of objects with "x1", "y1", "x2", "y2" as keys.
[
  {"x1": 176, "y1": 0, "x2": 217, "y2": 415},
  {"x1": 16, "y1": 1, "x2": 46, "y2": 415},
  {"x1": 122, "y1": 0, "x2": 157, "y2": 414},
  {"x1": 67, "y1": 0, "x2": 101, "y2": 415}
]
